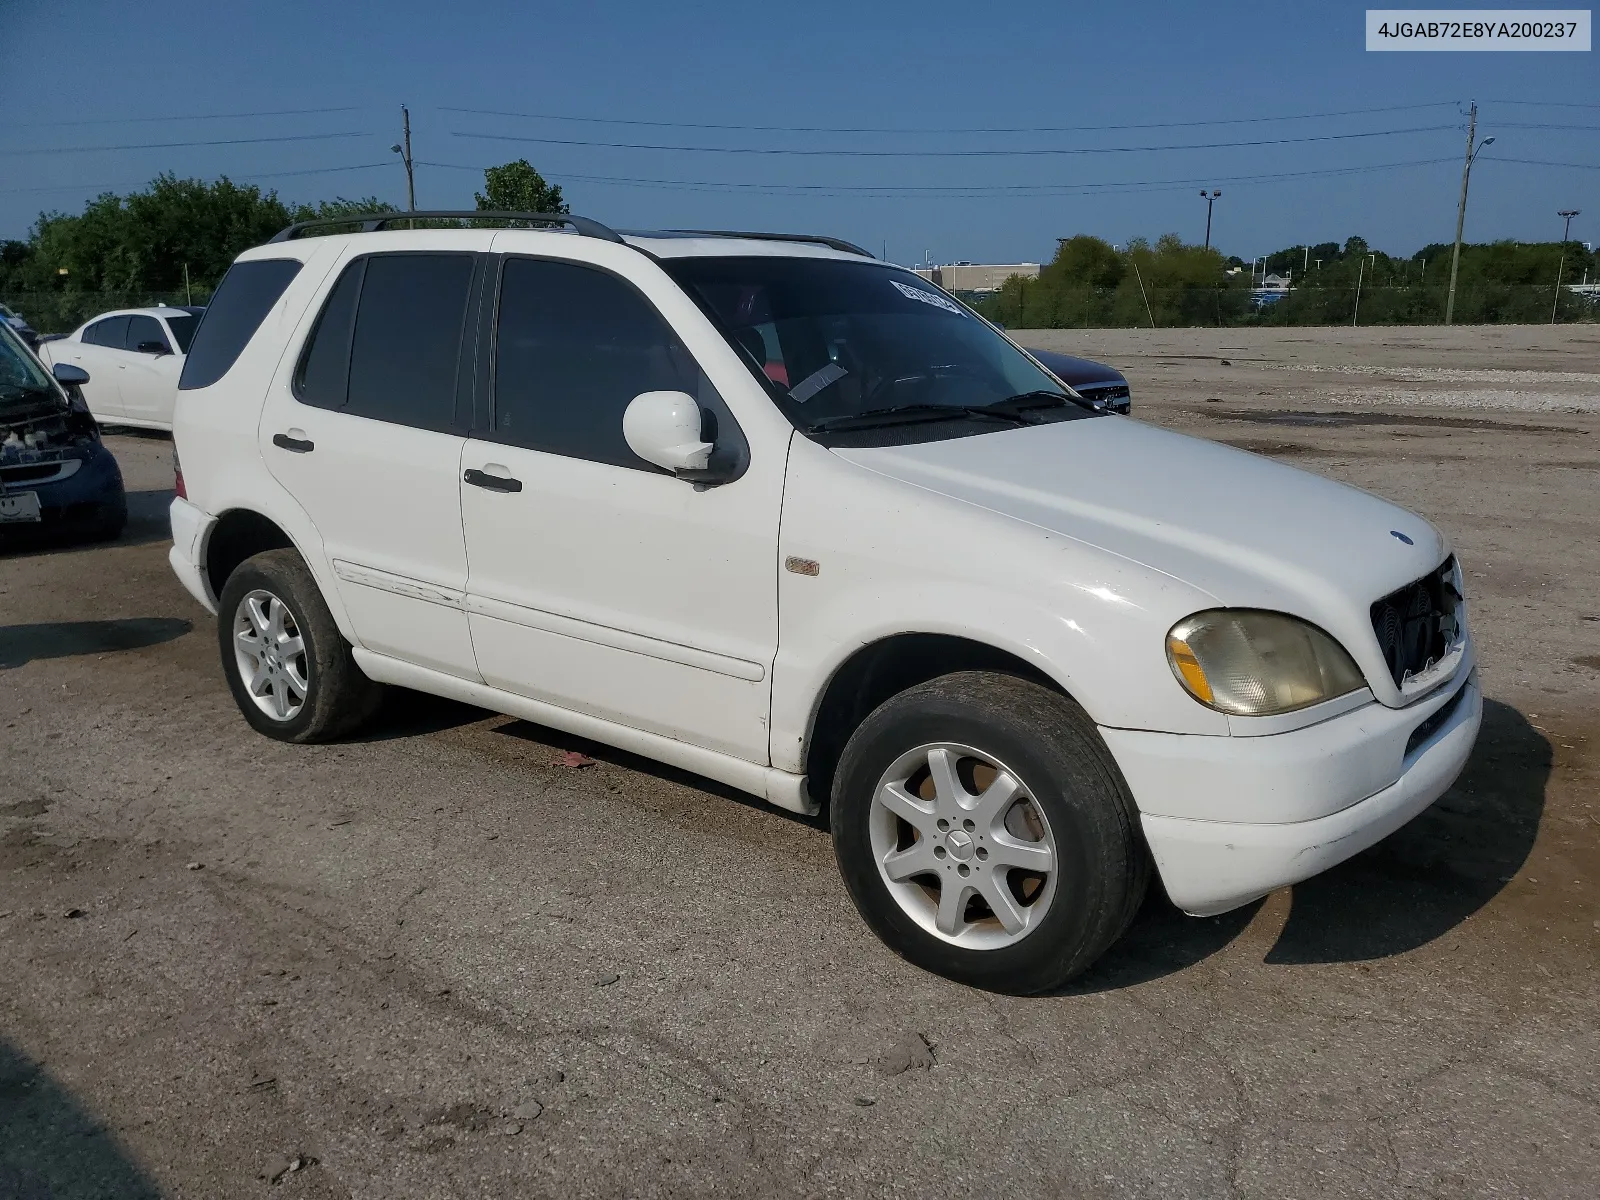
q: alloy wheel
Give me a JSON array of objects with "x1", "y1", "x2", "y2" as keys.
[
  {"x1": 868, "y1": 742, "x2": 1058, "y2": 950},
  {"x1": 232, "y1": 588, "x2": 309, "y2": 722}
]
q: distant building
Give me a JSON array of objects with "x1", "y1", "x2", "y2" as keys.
[
  {"x1": 910, "y1": 262, "x2": 1040, "y2": 294},
  {"x1": 1259, "y1": 273, "x2": 1291, "y2": 292}
]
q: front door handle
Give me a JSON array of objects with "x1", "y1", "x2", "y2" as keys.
[
  {"x1": 272, "y1": 433, "x2": 315, "y2": 453},
  {"x1": 463, "y1": 468, "x2": 522, "y2": 493}
]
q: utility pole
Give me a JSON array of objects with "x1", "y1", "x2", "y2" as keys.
[
  {"x1": 391, "y1": 105, "x2": 416, "y2": 213},
  {"x1": 1558, "y1": 209, "x2": 1580, "y2": 244},
  {"x1": 1552, "y1": 255, "x2": 1566, "y2": 323},
  {"x1": 1445, "y1": 102, "x2": 1494, "y2": 325},
  {"x1": 1303, "y1": 245, "x2": 1309, "y2": 275},
  {"x1": 1199, "y1": 190, "x2": 1221, "y2": 250}
]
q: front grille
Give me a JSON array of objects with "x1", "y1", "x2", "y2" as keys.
[
  {"x1": 1404, "y1": 683, "x2": 1466, "y2": 756},
  {"x1": 1371, "y1": 556, "x2": 1460, "y2": 687},
  {"x1": 1077, "y1": 384, "x2": 1131, "y2": 403},
  {"x1": 1, "y1": 462, "x2": 62, "y2": 484}
]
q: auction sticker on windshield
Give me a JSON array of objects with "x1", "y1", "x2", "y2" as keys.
[
  {"x1": 1366, "y1": 10, "x2": 1590, "y2": 50},
  {"x1": 890, "y1": 279, "x2": 967, "y2": 315}
]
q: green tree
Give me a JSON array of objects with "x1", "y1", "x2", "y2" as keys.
[{"x1": 475, "y1": 160, "x2": 567, "y2": 214}]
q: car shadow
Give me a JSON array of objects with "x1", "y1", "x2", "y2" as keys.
[
  {"x1": 0, "y1": 617, "x2": 191, "y2": 669},
  {"x1": 0, "y1": 1038, "x2": 161, "y2": 1199},
  {"x1": 0, "y1": 488, "x2": 174, "y2": 558},
  {"x1": 1264, "y1": 698, "x2": 1549, "y2": 963},
  {"x1": 345, "y1": 689, "x2": 490, "y2": 742},
  {"x1": 489, "y1": 718, "x2": 826, "y2": 827},
  {"x1": 1065, "y1": 698, "x2": 1549, "y2": 991}
]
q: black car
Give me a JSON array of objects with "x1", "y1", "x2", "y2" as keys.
[
  {"x1": 1024, "y1": 348, "x2": 1132, "y2": 414},
  {"x1": 0, "y1": 318, "x2": 126, "y2": 542}
]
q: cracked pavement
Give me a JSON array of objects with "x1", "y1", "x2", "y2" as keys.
[{"x1": 2, "y1": 324, "x2": 1597, "y2": 1198}]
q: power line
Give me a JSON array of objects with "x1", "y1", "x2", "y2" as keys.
[
  {"x1": 438, "y1": 100, "x2": 1458, "y2": 136},
  {"x1": 1487, "y1": 156, "x2": 1600, "y2": 171},
  {"x1": 1485, "y1": 98, "x2": 1600, "y2": 109},
  {"x1": 1493, "y1": 121, "x2": 1600, "y2": 132},
  {"x1": 417, "y1": 156, "x2": 1458, "y2": 198},
  {"x1": 450, "y1": 124, "x2": 1457, "y2": 159},
  {"x1": 0, "y1": 132, "x2": 374, "y2": 158},
  {"x1": 22, "y1": 106, "x2": 367, "y2": 128},
  {"x1": 0, "y1": 162, "x2": 394, "y2": 196}
]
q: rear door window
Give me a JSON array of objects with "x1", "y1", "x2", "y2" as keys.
[
  {"x1": 319, "y1": 253, "x2": 475, "y2": 432},
  {"x1": 84, "y1": 316, "x2": 129, "y2": 348},
  {"x1": 179, "y1": 258, "x2": 302, "y2": 390}
]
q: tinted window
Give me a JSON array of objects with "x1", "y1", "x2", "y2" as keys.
[
  {"x1": 85, "y1": 316, "x2": 129, "y2": 348},
  {"x1": 125, "y1": 314, "x2": 169, "y2": 352},
  {"x1": 179, "y1": 258, "x2": 302, "y2": 390},
  {"x1": 493, "y1": 258, "x2": 705, "y2": 470},
  {"x1": 165, "y1": 313, "x2": 197, "y2": 353},
  {"x1": 345, "y1": 254, "x2": 473, "y2": 431},
  {"x1": 294, "y1": 259, "x2": 364, "y2": 411}
]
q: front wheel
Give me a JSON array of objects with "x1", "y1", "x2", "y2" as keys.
[
  {"x1": 830, "y1": 671, "x2": 1148, "y2": 993},
  {"x1": 216, "y1": 549, "x2": 384, "y2": 743}
]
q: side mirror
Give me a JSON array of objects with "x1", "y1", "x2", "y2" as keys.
[
  {"x1": 623, "y1": 391, "x2": 714, "y2": 476},
  {"x1": 136, "y1": 340, "x2": 171, "y2": 356},
  {"x1": 52, "y1": 362, "x2": 90, "y2": 385}
]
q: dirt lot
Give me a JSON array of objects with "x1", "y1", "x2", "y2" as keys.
[{"x1": 3, "y1": 324, "x2": 1597, "y2": 1199}]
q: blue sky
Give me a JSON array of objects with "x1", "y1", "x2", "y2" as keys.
[{"x1": 2, "y1": 0, "x2": 1594, "y2": 263}]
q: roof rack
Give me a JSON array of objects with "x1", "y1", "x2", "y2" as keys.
[
  {"x1": 267, "y1": 210, "x2": 625, "y2": 244},
  {"x1": 659, "y1": 230, "x2": 873, "y2": 258}
]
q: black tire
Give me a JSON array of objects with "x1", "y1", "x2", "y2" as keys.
[
  {"x1": 88, "y1": 496, "x2": 127, "y2": 542},
  {"x1": 216, "y1": 548, "x2": 384, "y2": 743},
  {"x1": 830, "y1": 671, "x2": 1148, "y2": 994}
]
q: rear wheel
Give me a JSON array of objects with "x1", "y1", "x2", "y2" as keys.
[
  {"x1": 831, "y1": 671, "x2": 1147, "y2": 993},
  {"x1": 216, "y1": 549, "x2": 383, "y2": 742}
]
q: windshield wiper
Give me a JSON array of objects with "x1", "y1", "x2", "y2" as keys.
[
  {"x1": 805, "y1": 403, "x2": 1034, "y2": 434},
  {"x1": 994, "y1": 388, "x2": 1103, "y2": 414}
]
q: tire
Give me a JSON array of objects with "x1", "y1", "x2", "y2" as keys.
[
  {"x1": 216, "y1": 548, "x2": 384, "y2": 743},
  {"x1": 88, "y1": 496, "x2": 127, "y2": 542},
  {"x1": 830, "y1": 671, "x2": 1148, "y2": 994}
]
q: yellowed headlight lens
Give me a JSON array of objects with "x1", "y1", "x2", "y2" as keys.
[{"x1": 1166, "y1": 610, "x2": 1365, "y2": 716}]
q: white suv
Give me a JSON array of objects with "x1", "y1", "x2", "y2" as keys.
[{"x1": 168, "y1": 212, "x2": 1480, "y2": 992}]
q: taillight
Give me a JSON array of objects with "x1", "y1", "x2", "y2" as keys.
[{"x1": 173, "y1": 449, "x2": 186, "y2": 499}]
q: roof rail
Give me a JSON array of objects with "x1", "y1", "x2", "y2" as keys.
[
  {"x1": 660, "y1": 230, "x2": 873, "y2": 258},
  {"x1": 267, "y1": 210, "x2": 625, "y2": 244}
]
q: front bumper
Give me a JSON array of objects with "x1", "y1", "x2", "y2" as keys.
[{"x1": 1103, "y1": 670, "x2": 1481, "y2": 916}]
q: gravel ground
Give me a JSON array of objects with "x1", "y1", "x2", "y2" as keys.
[{"x1": 2, "y1": 323, "x2": 1597, "y2": 1199}]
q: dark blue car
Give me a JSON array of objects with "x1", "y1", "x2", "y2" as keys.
[
  {"x1": 0, "y1": 318, "x2": 126, "y2": 542},
  {"x1": 1024, "y1": 348, "x2": 1132, "y2": 414}
]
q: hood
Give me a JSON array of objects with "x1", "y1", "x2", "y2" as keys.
[
  {"x1": 1024, "y1": 348, "x2": 1125, "y2": 387},
  {"x1": 833, "y1": 418, "x2": 1449, "y2": 694}
]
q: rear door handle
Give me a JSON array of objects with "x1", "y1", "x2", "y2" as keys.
[
  {"x1": 463, "y1": 468, "x2": 522, "y2": 493},
  {"x1": 272, "y1": 433, "x2": 315, "y2": 453}
]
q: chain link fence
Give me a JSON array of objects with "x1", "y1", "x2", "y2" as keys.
[
  {"x1": 972, "y1": 284, "x2": 1599, "y2": 330},
  {"x1": 2, "y1": 292, "x2": 211, "y2": 337}
]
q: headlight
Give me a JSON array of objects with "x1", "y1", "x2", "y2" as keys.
[{"x1": 1166, "y1": 610, "x2": 1366, "y2": 716}]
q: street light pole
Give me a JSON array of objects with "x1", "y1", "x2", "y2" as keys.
[
  {"x1": 391, "y1": 105, "x2": 416, "y2": 213},
  {"x1": 1445, "y1": 102, "x2": 1493, "y2": 325},
  {"x1": 1558, "y1": 209, "x2": 1580, "y2": 244},
  {"x1": 1199, "y1": 190, "x2": 1221, "y2": 250}
]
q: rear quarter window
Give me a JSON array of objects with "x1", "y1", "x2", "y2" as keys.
[{"x1": 178, "y1": 259, "x2": 302, "y2": 390}]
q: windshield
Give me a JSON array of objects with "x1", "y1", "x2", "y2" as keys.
[
  {"x1": 663, "y1": 256, "x2": 1069, "y2": 431},
  {"x1": 0, "y1": 320, "x2": 57, "y2": 411},
  {"x1": 165, "y1": 312, "x2": 198, "y2": 353}
]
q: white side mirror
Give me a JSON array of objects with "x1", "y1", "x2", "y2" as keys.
[{"x1": 623, "y1": 390, "x2": 713, "y2": 475}]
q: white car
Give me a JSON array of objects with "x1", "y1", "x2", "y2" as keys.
[
  {"x1": 36, "y1": 305, "x2": 202, "y2": 430},
  {"x1": 167, "y1": 213, "x2": 1481, "y2": 992}
]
